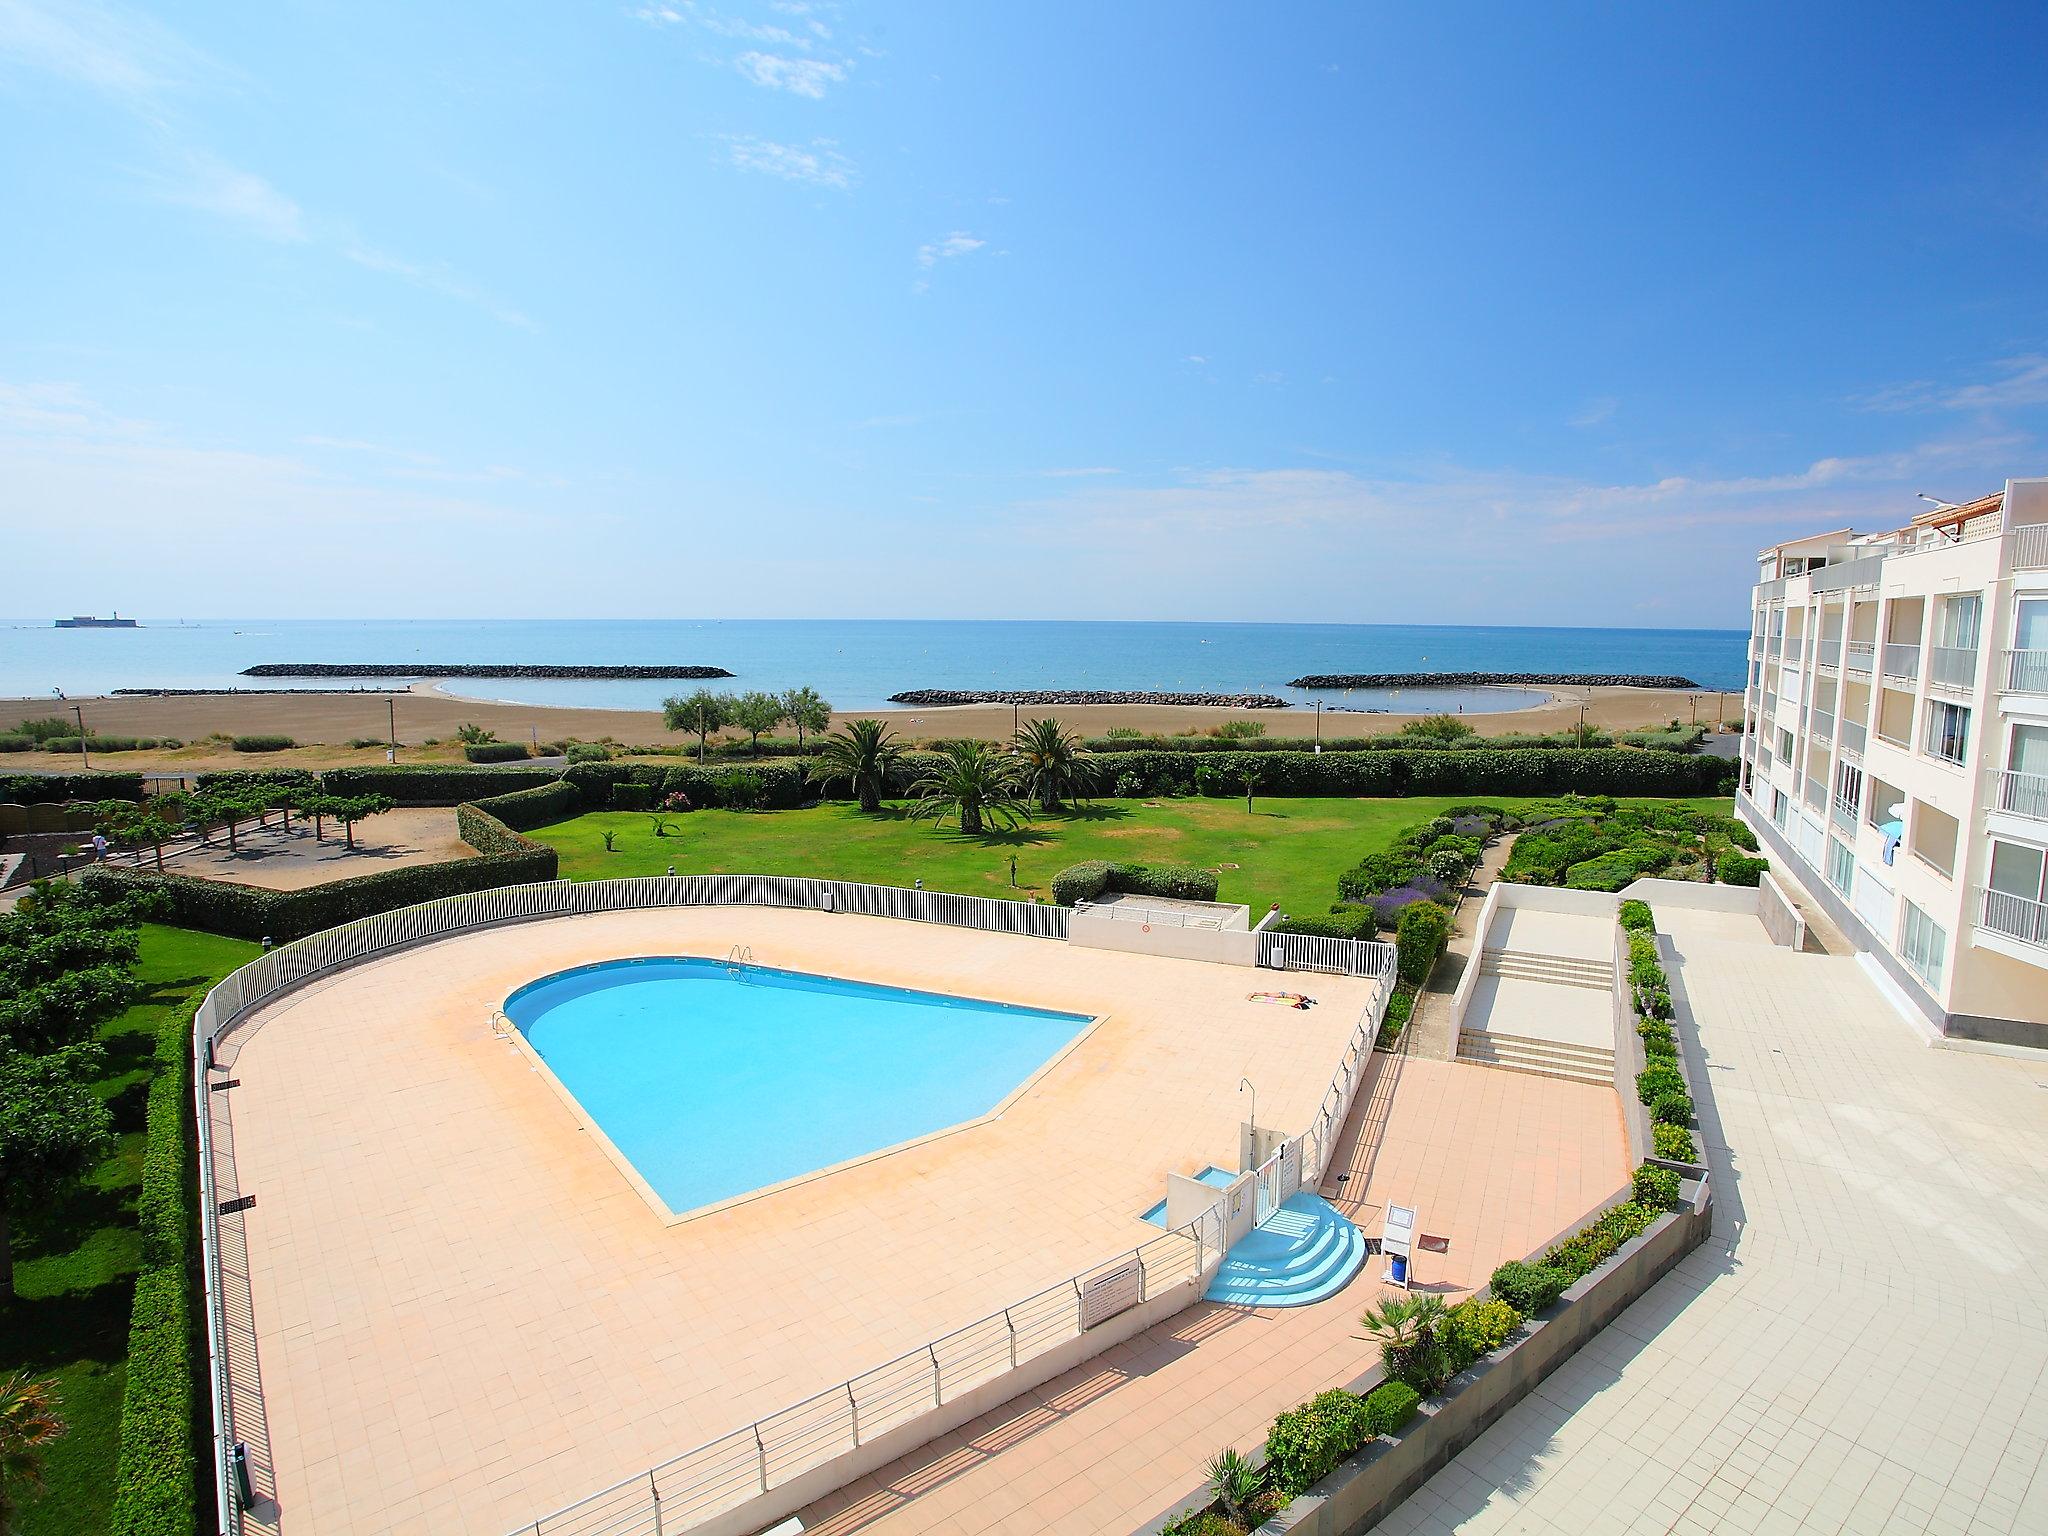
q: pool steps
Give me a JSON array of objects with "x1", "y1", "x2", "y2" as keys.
[{"x1": 1205, "y1": 1192, "x2": 1368, "y2": 1307}]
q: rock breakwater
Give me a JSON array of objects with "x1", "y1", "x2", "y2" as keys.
[
  {"x1": 240, "y1": 663, "x2": 733, "y2": 680},
  {"x1": 887, "y1": 688, "x2": 1289, "y2": 708},
  {"x1": 1287, "y1": 671, "x2": 1701, "y2": 690}
]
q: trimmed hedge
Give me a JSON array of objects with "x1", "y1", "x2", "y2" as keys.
[
  {"x1": 1273, "y1": 909, "x2": 1377, "y2": 941},
  {"x1": 321, "y1": 764, "x2": 563, "y2": 805},
  {"x1": 231, "y1": 734, "x2": 295, "y2": 752},
  {"x1": 1051, "y1": 860, "x2": 1114, "y2": 905},
  {"x1": 1617, "y1": 898, "x2": 1655, "y2": 933},
  {"x1": 81, "y1": 806, "x2": 557, "y2": 941},
  {"x1": 1715, "y1": 850, "x2": 1768, "y2": 886},
  {"x1": 463, "y1": 741, "x2": 531, "y2": 763},
  {"x1": 1049, "y1": 859, "x2": 1222, "y2": 907},
  {"x1": 1266, "y1": 1389, "x2": 1374, "y2": 1496},
  {"x1": 1362, "y1": 1381, "x2": 1421, "y2": 1436},
  {"x1": 471, "y1": 779, "x2": 582, "y2": 831},
  {"x1": 109, "y1": 999, "x2": 200, "y2": 1535},
  {"x1": 561, "y1": 761, "x2": 813, "y2": 811},
  {"x1": 0, "y1": 770, "x2": 145, "y2": 803},
  {"x1": 1394, "y1": 900, "x2": 1452, "y2": 985},
  {"x1": 1487, "y1": 1259, "x2": 1572, "y2": 1314},
  {"x1": 0, "y1": 734, "x2": 33, "y2": 751}
]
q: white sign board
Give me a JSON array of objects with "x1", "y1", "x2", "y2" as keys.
[{"x1": 1079, "y1": 1256, "x2": 1143, "y2": 1330}]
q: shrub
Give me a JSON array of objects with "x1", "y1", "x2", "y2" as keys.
[
  {"x1": 0, "y1": 734, "x2": 33, "y2": 751},
  {"x1": 1394, "y1": 900, "x2": 1452, "y2": 985},
  {"x1": 1654, "y1": 1122, "x2": 1699, "y2": 1161},
  {"x1": 109, "y1": 1000, "x2": 200, "y2": 1535},
  {"x1": 1652, "y1": 1090, "x2": 1694, "y2": 1127},
  {"x1": 471, "y1": 779, "x2": 581, "y2": 831},
  {"x1": 1051, "y1": 860, "x2": 1115, "y2": 905},
  {"x1": 565, "y1": 742, "x2": 611, "y2": 763},
  {"x1": 1214, "y1": 719, "x2": 1267, "y2": 739},
  {"x1": 1590, "y1": 1200, "x2": 1659, "y2": 1247},
  {"x1": 1376, "y1": 988, "x2": 1414, "y2": 1051},
  {"x1": 1642, "y1": 1034, "x2": 1677, "y2": 1062},
  {"x1": 611, "y1": 782, "x2": 654, "y2": 811},
  {"x1": 1445, "y1": 1297, "x2": 1522, "y2": 1359},
  {"x1": 1716, "y1": 850, "x2": 1768, "y2": 886},
  {"x1": 1265, "y1": 1388, "x2": 1373, "y2": 1496},
  {"x1": 1708, "y1": 814, "x2": 1758, "y2": 851},
  {"x1": 1635, "y1": 1017, "x2": 1674, "y2": 1049},
  {"x1": 1113, "y1": 770, "x2": 1143, "y2": 798},
  {"x1": 1636, "y1": 1064, "x2": 1686, "y2": 1105},
  {"x1": 0, "y1": 771, "x2": 145, "y2": 803},
  {"x1": 1487, "y1": 1260, "x2": 1570, "y2": 1315},
  {"x1": 9, "y1": 715, "x2": 75, "y2": 742},
  {"x1": 464, "y1": 741, "x2": 531, "y2": 763},
  {"x1": 231, "y1": 733, "x2": 295, "y2": 752},
  {"x1": 1633, "y1": 1163, "x2": 1682, "y2": 1210},
  {"x1": 1361, "y1": 1381, "x2": 1422, "y2": 1436},
  {"x1": 1050, "y1": 860, "x2": 1221, "y2": 906},
  {"x1": 1544, "y1": 1225, "x2": 1619, "y2": 1281},
  {"x1": 1617, "y1": 899, "x2": 1655, "y2": 933},
  {"x1": 323, "y1": 764, "x2": 562, "y2": 805},
  {"x1": 1275, "y1": 909, "x2": 1377, "y2": 941}
]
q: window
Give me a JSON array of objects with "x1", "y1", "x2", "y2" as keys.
[
  {"x1": 1825, "y1": 836, "x2": 1855, "y2": 895},
  {"x1": 1910, "y1": 801, "x2": 1959, "y2": 879},
  {"x1": 1984, "y1": 841, "x2": 2048, "y2": 947},
  {"x1": 1771, "y1": 787, "x2": 1789, "y2": 830},
  {"x1": 1865, "y1": 774, "x2": 1902, "y2": 829},
  {"x1": 1776, "y1": 726, "x2": 1794, "y2": 760},
  {"x1": 1924, "y1": 700, "x2": 1970, "y2": 765},
  {"x1": 1935, "y1": 593, "x2": 1982, "y2": 650},
  {"x1": 1833, "y1": 761, "x2": 1863, "y2": 816},
  {"x1": 1899, "y1": 901, "x2": 1947, "y2": 988}
]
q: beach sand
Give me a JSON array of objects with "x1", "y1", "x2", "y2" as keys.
[{"x1": 0, "y1": 682, "x2": 1739, "y2": 774}]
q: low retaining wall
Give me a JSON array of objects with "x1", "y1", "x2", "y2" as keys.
[
  {"x1": 1617, "y1": 876, "x2": 1760, "y2": 915},
  {"x1": 1271, "y1": 1178, "x2": 1712, "y2": 1536},
  {"x1": 1068, "y1": 905, "x2": 1260, "y2": 966},
  {"x1": 1611, "y1": 921, "x2": 1650, "y2": 1166},
  {"x1": 1758, "y1": 870, "x2": 1806, "y2": 949}
]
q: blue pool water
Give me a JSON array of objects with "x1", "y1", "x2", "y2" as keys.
[
  {"x1": 1139, "y1": 1165, "x2": 1238, "y2": 1226},
  {"x1": 505, "y1": 958, "x2": 1091, "y2": 1215}
]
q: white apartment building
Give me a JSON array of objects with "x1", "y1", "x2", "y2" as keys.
[{"x1": 1739, "y1": 475, "x2": 2048, "y2": 1050}]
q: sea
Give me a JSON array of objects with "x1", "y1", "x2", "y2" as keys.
[{"x1": 0, "y1": 618, "x2": 1750, "y2": 714}]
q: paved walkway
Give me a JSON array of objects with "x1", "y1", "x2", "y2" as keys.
[
  {"x1": 797, "y1": 1053, "x2": 1625, "y2": 1535},
  {"x1": 1409, "y1": 835, "x2": 1518, "y2": 1061},
  {"x1": 1380, "y1": 906, "x2": 2048, "y2": 1536}
]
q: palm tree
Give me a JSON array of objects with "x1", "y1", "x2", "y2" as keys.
[
  {"x1": 0, "y1": 1372, "x2": 66, "y2": 1534},
  {"x1": 1012, "y1": 717, "x2": 1095, "y2": 813},
  {"x1": 907, "y1": 741, "x2": 1030, "y2": 836},
  {"x1": 809, "y1": 719, "x2": 901, "y2": 814},
  {"x1": 1357, "y1": 1293, "x2": 1450, "y2": 1394}
]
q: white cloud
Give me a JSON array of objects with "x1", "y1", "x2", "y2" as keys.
[
  {"x1": 724, "y1": 134, "x2": 855, "y2": 191},
  {"x1": 1185, "y1": 355, "x2": 1208, "y2": 365},
  {"x1": 0, "y1": 0, "x2": 215, "y2": 110},
  {"x1": 1855, "y1": 354, "x2": 2048, "y2": 414},
  {"x1": 152, "y1": 151, "x2": 307, "y2": 242},
  {"x1": 916, "y1": 231, "x2": 984, "y2": 268},
  {"x1": 736, "y1": 50, "x2": 844, "y2": 97},
  {"x1": 341, "y1": 243, "x2": 534, "y2": 330},
  {"x1": 1570, "y1": 395, "x2": 1619, "y2": 428}
]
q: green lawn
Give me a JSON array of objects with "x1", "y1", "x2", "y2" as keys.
[
  {"x1": 535, "y1": 796, "x2": 1735, "y2": 920},
  {"x1": 6, "y1": 923, "x2": 260, "y2": 1536}
]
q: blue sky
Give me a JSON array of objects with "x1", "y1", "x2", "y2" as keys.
[{"x1": 2, "y1": 1, "x2": 2045, "y2": 627}]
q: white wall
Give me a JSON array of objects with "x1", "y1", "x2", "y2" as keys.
[{"x1": 1066, "y1": 910, "x2": 1259, "y2": 966}]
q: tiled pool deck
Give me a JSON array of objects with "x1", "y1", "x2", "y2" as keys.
[{"x1": 221, "y1": 908, "x2": 1386, "y2": 1534}]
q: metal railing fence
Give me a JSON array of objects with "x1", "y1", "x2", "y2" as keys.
[
  {"x1": 1299, "y1": 973, "x2": 1395, "y2": 1186},
  {"x1": 1074, "y1": 898, "x2": 1233, "y2": 931},
  {"x1": 1882, "y1": 642, "x2": 1921, "y2": 681},
  {"x1": 2004, "y1": 649, "x2": 2048, "y2": 693},
  {"x1": 1980, "y1": 886, "x2": 2048, "y2": 949},
  {"x1": 1993, "y1": 769, "x2": 2048, "y2": 822},
  {"x1": 2014, "y1": 522, "x2": 2048, "y2": 571},
  {"x1": 1254, "y1": 930, "x2": 1397, "y2": 977}
]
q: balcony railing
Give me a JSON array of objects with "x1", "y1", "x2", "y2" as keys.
[
  {"x1": 1993, "y1": 769, "x2": 2048, "y2": 822},
  {"x1": 1804, "y1": 776, "x2": 1826, "y2": 811},
  {"x1": 1816, "y1": 636, "x2": 1842, "y2": 670},
  {"x1": 1830, "y1": 797, "x2": 1858, "y2": 835},
  {"x1": 1811, "y1": 709, "x2": 1836, "y2": 741},
  {"x1": 1811, "y1": 552, "x2": 1888, "y2": 592},
  {"x1": 1876, "y1": 724, "x2": 1911, "y2": 751},
  {"x1": 1763, "y1": 691, "x2": 1778, "y2": 717},
  {"x1": 1784, "y1": 637, "x2": 1806, "y2": 664},
  {"x1": 1843, "y1": 641, "x2": 1875, "y2": 675},
  {"x1": 2014, "y1": 523, "x2": 2048, "y2": 572},
  {"x1": 1928, "y1": 646, "x2": 1979, "y2": 691},
  {"x1": 2004, "y1": 649, "x2": 2048, "y2": 693},
  {"x1": 1840, "y1": 718, "x2": 1867, "y2": 756},
  {"x1": 1980, "y1": 887, "x2": 2048, "y2": 950},
  {"x1": 1882, "y1": 642, "x2": 1920, "y2": 681}
]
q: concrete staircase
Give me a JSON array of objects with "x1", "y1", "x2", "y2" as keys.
[
  {"x1": 1205, "y1": 1193, "x2": 1368, "y2": 1308},
  {"x1": 1478, "y1": 949, "x2": 1612, "y2": 991},
  {"x1": 1456, "y1": 1028, "x2": 1614, "y2": 1086}
]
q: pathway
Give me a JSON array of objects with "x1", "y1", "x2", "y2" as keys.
[
  {"x1": 1408, "y1": 833, "x2": 1518, "y2": 1061},
  {"x1": 1378, "y1": 905, "x2": 2048, "y2": 1536}
]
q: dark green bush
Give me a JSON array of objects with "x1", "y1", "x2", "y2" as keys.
[
  {"x1": 1487, "y1": 1260, "x2": 1571, "y2": 1314},
  {"x1": 1051, "y1": 860, "x2": 1115, "y2": 905},
  {"x1": 1543, "y1": 1225, "x2": 1620, "y2": 1281},
  {"x1": 1707, "y1": 814, "x2": 1758, "y2": 851},
  {"x1": 463, "y1": 741, "x2": 531, "y2": 763},
  {"x1": 1050, "y1": 859, "x2": 1221, "y2": 906},
  {"x1": 231, "y1": 733, "x2": 295, "y2": 752},
  {"x1": 1617, "y1": 899, "x2": 1655, "y2": 933},
  {"x1": 323, "y1": 763, "x2": 563, "y2": 805},
  {"x1": 1715, "y1": 850, "x2": 1768, "y2": 886},
  {"x1": 1275, "y1": 909, "x2": 1377, "y2": 941},
  {"x1": 1633, "y1": 1164, "x2": 1682, "y2": 1210},
  {"x1": 1564, "y1": 846, "x2": 1669, "y2": 891},
  {"x1": 1361, "y1": 1381, "x2": 1422, "y2": 1436},
  {"x1": 109, "y1": 1001, "x2": 199, "y2": 1535},
  {"x1": 0, "y1": 734, "x2": 32, "y2": 751},
  {"x1": 1, "y1": 771, "x2": 145, "y2": 803},
  {"x1": 1636, "y1": 1064, "x2": 1685, "y2": 1105},
  {"x1": 1394, "y1": 900, "x2": 1452, "y2": 985},
  {"x1": 1654, "y1": 1122, "x2": 1699, "y2": 1162},
  {"x1": 611, "y1": 782, "x2": 654, "y2": 811},
  {"x1": 1266, "y1": 1388, "x2": 1373, "y2": 1496},
  {"x1": 565, "y1": 742, "x2": 611, "y2": 763},
  {"x1": 1652, "y1": 1090, "x2": 1694, "y2": 1127},
  {"x1": 1642, "y1": 1034, "x2": 1677, "y2": 1062},
  {"x1": 82, "y1": 806, "x2": 556, "y2": 941},
  {"x1": 40, "y1": 735, "x2": 171, "y2": 753},
  {"x1": 471, "y1": 779, "x2": 581, "y2": 831},
  {"x1": 1376, "y1": 989, "x2": 1414, "y2": 1051}
]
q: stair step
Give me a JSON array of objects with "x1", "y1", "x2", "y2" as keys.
[
  {"x1": 1205, "y1": 1193, "x2": 1369, "y2": 1308},
  {"x1": 1480, "y1": 951, "x2": 1614, "y2": 990},
  {"x1": 1456, "y1": 1032, "x2": 1614, "y2": 1086},
  {"x1": 1458, "y1": 1029, "x2": 1614, "y2": 1065}
]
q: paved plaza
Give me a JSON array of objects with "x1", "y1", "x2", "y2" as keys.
[{"x1": 1380, "y1": 906, "x2": 2048, "y2": 1536}]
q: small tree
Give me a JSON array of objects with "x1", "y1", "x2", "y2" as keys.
[
  {"x1": 96, "y1": 799, "x2": 179, "y2": 873},
  {"x1": 907, "y1": 742, "x2": 1031, "y2": 836},
  {"x1": 1, "y1": 1046, "x2": 113, "y2": 1299},
  {"x1": 332, "y1": 794, "x2": 395, "y2": 851},
  {"x1": 1401, "y1": 713, "x2": 1475, "y2": 743},
  {"x1": 729, "y1": 691, "x2": 787, "y2": 756},
  {"x1": 780, "y1": 686, "x2": 831, "y2": 751},
  {"x1": 663, "y1": 689, "x2": 732, "y2": 764},
  {"x1": 1238, "y1": 764, "x2": 1262, "y2": 813},
  {"x1": 455, "y1": 723, "x2": 497, "y2": 745},
  {"x1": 810, "y1": 719, "x2": 901, "y2": 814},
  {"x1": 1013, "y1": 718, "x2": 1095, "y2": 813}
]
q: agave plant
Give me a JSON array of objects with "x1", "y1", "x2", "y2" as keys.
[
  {"x1": 0, "y1": 1372, "x2": 66, "y2": 1532},
  {"x1": 1012, "y1": 717, "x2": 1095, "y2": 812},
  {"x1": 1204, "y1": 1446, "x2": 1261, "y2": 1527},
  {"x1": 808, "y1": 719, "x2": 902, "y2": 814},
  {"x1": 906, "y1": 741, "x2": 1031, "y2": 836}
]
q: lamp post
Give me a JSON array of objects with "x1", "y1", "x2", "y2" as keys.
[
  {"x1": 1577, "y1": 702, "x2": 1588, "y2": 748},
  {"x1": 386, "y1": 697, "x2": 397, "y2": 763},
  {"x1": 73, "y1": 703, "x2": 89, "y2": 768}
]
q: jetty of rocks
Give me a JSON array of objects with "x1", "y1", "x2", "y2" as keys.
[
  {"x1": 1286, "y1": 671, "x2": 1701, "y2": 690},
  {"x1": 240, "y1": 663, "x2": 734, "y2": 680},
  {"x1": 887, "y1": 689, "x2": 1290, "y2": 708}
]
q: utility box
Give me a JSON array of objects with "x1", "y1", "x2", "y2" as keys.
[{"x1": 1383, "y1": 1203, "x2": 1416, "y2": 1288}]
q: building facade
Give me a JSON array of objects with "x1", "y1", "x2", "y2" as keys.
[{"x1": 1739, "y1": 475, "x2": 2048, "y2": 1049}]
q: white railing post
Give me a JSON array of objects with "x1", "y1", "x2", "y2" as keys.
[{"x1": 753, "y1": 1425, "x2": 767, "y2": 1493}]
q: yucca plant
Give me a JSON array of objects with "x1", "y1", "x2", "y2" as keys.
[
  {"x1": 1357, "y1": 1293, "x2": 1452, "y2": 1394},
  {"x1": 1205, "y1": 1445, "x2": 1261, "y2": 1528},
  {"x1": 0, "y1": 1372, "x2": 66, "y2": 1533},
  {"x1": 906, "y1": 741, "x2": 1030, "y2": 836},
  {"x1": 1012, "y1": 717, "x2": 1095, "y2": 812},
  {"x1": 808, "y1": 719, "x2": 902, "y2": 814}
]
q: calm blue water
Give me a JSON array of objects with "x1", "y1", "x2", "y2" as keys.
[
  {"x1": 0, "y1": 617, "x2": 1748, "y2": 712},
  {"x1": 505, "y1": 957, "x2": 1090, "y2": 1214}
]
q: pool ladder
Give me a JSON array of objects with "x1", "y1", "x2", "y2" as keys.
[{"x1": 725, "y1": 943, "x2": 754, "y2": 980}]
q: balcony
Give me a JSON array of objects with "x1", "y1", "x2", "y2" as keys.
[
  {"x1": 1928, "y1": 646, "x2": 1979, "y2": 692},
  {"x1": 2015, "y1": 523, "x2": 2048, "y2": 571},
  {"x1": 1784, "y1": 637, "x2": 1806, "y2": 665},
  {"x1": 1843, "y1": 641, "x2": 1875, "y2": 676},
  {"x1": 2004, "y1": 649, "x2": 2048, "y2": 693},
  {"x1": 1993, "y1": 769, "x2": 2048, "y2": 822},
  {"x1": 1840, "y1": 718, "x2": 1867, "y2": 757},
  {"x1": 1882, "y1": 642, "x2": 1920, "y2": 681},
  {"x1": 1804, "y1": 776, "x2": 1826, "y2": 811},
  {"x1": 1811, "y1": 709, "x2": 1836, "y2": 741},
  {"x1": 1980, "y1": 887, "x2": 2048, "y2": 950},
  {"x1": 1816, "y1": 637, "x2": 1842, "y2": 671},
  {"x1": 1830, "y1": 797, "x2": 1858, "y2": 835}
]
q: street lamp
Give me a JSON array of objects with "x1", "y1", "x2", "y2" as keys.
[
  {"x1": 1577, "y1": 702, "x2": 1588, "y2": 748},
  {"x1": 73, "y1": 703, "x2": 89, "y2": 768}
]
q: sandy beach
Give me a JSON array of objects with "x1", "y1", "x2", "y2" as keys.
[{"x1": 0, "y1": 681, "x2": 1738, "y2": 774}]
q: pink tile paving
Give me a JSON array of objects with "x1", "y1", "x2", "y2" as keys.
[
  {"x1": 217, "y1": 908, "x2": 1386, "y2": 1534},
  {"x1": 796, "y1": 1054, "x2": 1628, "y2": 1535}
]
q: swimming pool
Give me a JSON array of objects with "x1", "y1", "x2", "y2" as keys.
[{"x1": 505, "y1": 957, "x2": 1093, "y2": 1217}]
